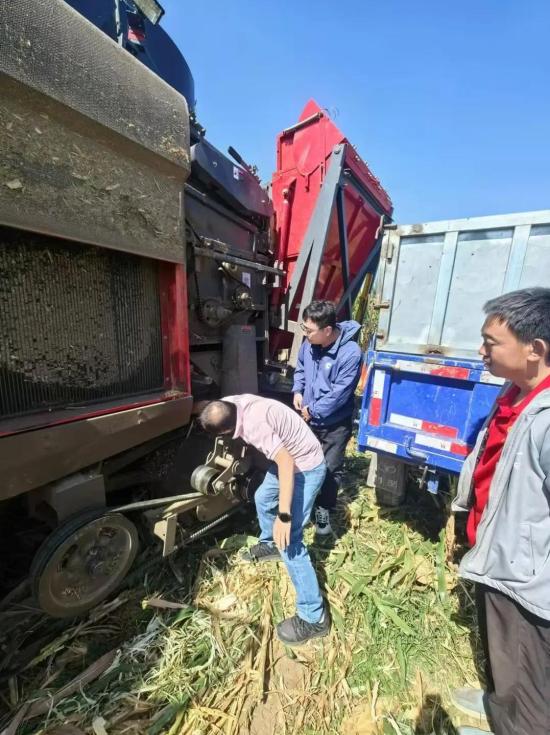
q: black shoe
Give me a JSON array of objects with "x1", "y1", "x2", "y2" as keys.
[
  {"x1": 241, "y1": 542, "x2": 281, "y2": 563},
  {"x1": 276, "y1": 610, "x2": 331, "y2": 646}
]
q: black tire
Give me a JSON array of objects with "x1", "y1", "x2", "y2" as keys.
[
  {"x1": 374, "y1": 484, "x2": 406, "y2": 507},
  {"x1": 371, "y1": 456, "x2": 407, "y2": 507},
  {"x1": 30, "y1": 509, "x2": 139, "y2": 618}
]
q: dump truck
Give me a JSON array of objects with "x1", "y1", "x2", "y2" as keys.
[
  {"x1": 0, "y1": 0, "x2": 392, "y2": 616},
  {"x1": 358, "y1": 210, "x2": 550, "y2": 505}
]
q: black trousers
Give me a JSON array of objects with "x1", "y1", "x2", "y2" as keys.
[
  {"x1": 476, "y1": 584, "x2": 550, "y2": 735},
  {"x1": 311, "y1": 418, "x2": 353, "y2": 510}
]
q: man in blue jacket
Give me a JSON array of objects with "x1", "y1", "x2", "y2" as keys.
[{"x1": 292, "y1": 300, "x2": 362, "y2": 535}]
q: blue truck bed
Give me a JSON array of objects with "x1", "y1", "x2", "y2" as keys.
[{"x1": 357, "y1": 350, "x2": 503, "y2": 474}]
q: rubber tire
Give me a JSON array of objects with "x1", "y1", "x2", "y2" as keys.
[
  {"x1": 30, "y1": 509, "x2": 139, "y2": 618},
  {"x1": 374, "y1": 484, "x2": 406, "y2": 507}
]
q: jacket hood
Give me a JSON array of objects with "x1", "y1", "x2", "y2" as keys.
[
  {"x1": 318, "y1": 320, "x2": 361, "y2": 355},
  {"x1": 337, "y1": 320, "x2": 361, "y2": 344}
]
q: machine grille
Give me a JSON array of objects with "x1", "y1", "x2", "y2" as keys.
[{"x1": 1, "y1": 227, "x2": 164, "y2": 419}]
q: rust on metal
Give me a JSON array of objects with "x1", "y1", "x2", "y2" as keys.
[{"x1": 0, "y1": 396, "x2": 193, "y2": 501}]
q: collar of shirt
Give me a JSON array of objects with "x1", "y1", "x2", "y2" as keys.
[{"x1": 496, "y1": 372, "x2": 550, "y2": 419}]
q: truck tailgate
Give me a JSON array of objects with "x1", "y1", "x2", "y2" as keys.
[{"x1": 357, "y1": 351, "x2": 504, "y2": 473}]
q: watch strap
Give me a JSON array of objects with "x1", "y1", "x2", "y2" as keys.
[{"x1": 277, "y1": 511, "x2": 291, "y2": 523}]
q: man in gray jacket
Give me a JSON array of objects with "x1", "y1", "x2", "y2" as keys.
[{"x1": 450, "y1": 288, "x2": 550, "y2": 735}]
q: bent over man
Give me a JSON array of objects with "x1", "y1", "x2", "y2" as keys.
[{"x1": 199, "y1": 394, "x2": 330, "y2": 646}]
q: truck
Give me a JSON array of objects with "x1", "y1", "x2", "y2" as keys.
[
  {"x1": 357, "y1": 210, "x2": 550, "y2": 505},
  {"x1": 0, "y1": 0, "x2": 392, "y2": 616}
]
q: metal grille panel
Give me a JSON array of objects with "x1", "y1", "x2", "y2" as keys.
[{"x1": 1, "y1": 227, "x2": 164, "y2": 418}]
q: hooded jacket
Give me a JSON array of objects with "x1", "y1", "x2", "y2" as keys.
[
  {"x1": 292, "y1": 320, "x2": 362, "y2": 427},
  {"x1": 453, "y1": 387, "x2": 550, "y2": 621}
]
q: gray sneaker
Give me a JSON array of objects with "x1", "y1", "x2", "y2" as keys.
[
  {"x1": 457, "y1": 728, "x2": 493, "y2": 734},
  {"x1": 314, "y1": 506, "x2": 332, "y2": 536},
  {"x1": 276, "y1": 610, "x2": 330, "y2": 646},
  {"x1": 450, "y1": 688, "x2": 489, "y2": 720}
]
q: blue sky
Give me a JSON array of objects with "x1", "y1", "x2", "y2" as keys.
[{"x1": 161, "y1": 0, "x2": 550, "y2": 223}]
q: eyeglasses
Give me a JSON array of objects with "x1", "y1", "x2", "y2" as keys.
[{"x1": 300, "y1": 323, "x2": 320, "y2": 336}]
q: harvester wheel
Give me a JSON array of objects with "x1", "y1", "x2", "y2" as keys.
[{"x1": 30, "y1": 510, "x2": 139, "y2": 618}]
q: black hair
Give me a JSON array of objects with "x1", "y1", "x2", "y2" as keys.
[
  {"x1": 484, "y1": 288, "x2": 550, "y2": 348},
  {"x1": 198, "y1": 400, "x2": 237, "y2": 434},
  {"x1": 303, "y1": 300, "x2": 337, "y2": 329}
]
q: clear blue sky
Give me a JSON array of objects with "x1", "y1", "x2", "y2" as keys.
[{"x1": 161, "y1": 0, "x2": 550, "y2": 223}]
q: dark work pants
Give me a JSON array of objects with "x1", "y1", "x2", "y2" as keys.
[
  {"x1": 476, "y1": 584, "x2": 550, "y2": 735},
  {"x1": 311, "y1": 418, "x2": 353, "y2": 510}
]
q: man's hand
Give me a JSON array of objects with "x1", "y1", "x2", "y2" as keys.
[
  {"x1": 301, "y1": 405, "x2": 311, "y2": 422},
  {"x1": 293, "y1": 393, "x2": 303, "y2": 411},
  {"x1": 273, "y1": 516, "x2": 291, "y2": 551}
]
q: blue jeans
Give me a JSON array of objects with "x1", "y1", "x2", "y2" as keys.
[{"x1": 254, "y1": 461, "x2": 326, "y2": 623}]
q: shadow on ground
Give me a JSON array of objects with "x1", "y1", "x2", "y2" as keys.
[{"x1": 415, "y1": 694, "x2": 459, "y2": 734}]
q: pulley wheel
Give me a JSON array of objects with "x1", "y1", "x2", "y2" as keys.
[
  {"x1": 30, "y1": 510, "x2": 139, "y2": 618},
  {"x1": 191, "y1": 464, "x2": 219, "y2": 494}
]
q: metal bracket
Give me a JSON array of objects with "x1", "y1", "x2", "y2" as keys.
[
  {"x1": 283, "y1": 144, "x2": 347, "y2": 367},
  {"x1": 206, "y1": 438, "x2": 251, "y2": 493},
  {"x1": 336, "y1": 184, "x2": 352, "y2": 319},
  {"x1": 404, "y1": 437, "x2": 428, "y2": 461},
  {"x1": 192, "y1": 244, "x2": 285, "y2": 276},
  {"x1": 190, "y1": 437, "x2": 252, "y2": 498},
  {"x1": 154, "y1": 514, "x2": 178, "y2": 557},
  {"x1": 147, "y1": 495, "x2": 206, "y2": 556}
]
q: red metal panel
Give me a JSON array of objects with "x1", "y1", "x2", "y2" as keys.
[
  {"x1": 369, "y1": 397, "x2": 382, "y2": 426},
  {"x1": 271, "y1": 99, "x2": 392, "y2": 344},
  {"x1": 421, "y1": 421, "x2": 459, "y2": 439},
  {"x1": 0, "y1": 393, "x2": 185, "y2": 438},
  {"x1": 451, "y1": 442, "x2": 471, "y2": 456},
  {"x1": 159, "y1": 262, "x2": 190, "y2": 394},
  {"x1": 368, "y1": 370, "x2": 386, "y2": 426},
  {"x1": 430, "y1": 366, "x2": 471, "y2": 380}
]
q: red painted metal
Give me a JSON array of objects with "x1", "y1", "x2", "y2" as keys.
[
  {"x1": 0, "y1": 393, "x2": 187, "y2": 438},
  {"x1": 421, "y1": 421, "x2": 458, "y2": 439},
  {"x1": 358, "y1": 362, "x2": 369, "y2": 393},
  {"x1": 429, "y1": 366, "x2": 471, "y2": 380},
  {"x1": 159, "y1": 262, "x2": 190, "y2": 394},
  {"x1": 451, "y1": 442, "x2": 471, "y2": 456},
  {"x1": 368, "y1": 370, "x2": 386, "y2": 426},
  {"x1": 270, "y1": 99, "x2": 392, "y2": 352},
  {"x1": 369, "y1": 397, "x2": 382, "y2": 427}
]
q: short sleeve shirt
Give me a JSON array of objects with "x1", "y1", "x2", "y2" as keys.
[{"x1": 224, "y1": 394, "x2": 325, "y2": 472}]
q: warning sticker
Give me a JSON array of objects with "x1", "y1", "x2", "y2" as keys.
[{"x1": 366, "y1": 437, "x2": 398, "y2": 454}]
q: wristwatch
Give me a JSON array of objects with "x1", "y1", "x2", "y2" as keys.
[{"x1": 277, "y1": 511, "x2": 291, "y2": 523}]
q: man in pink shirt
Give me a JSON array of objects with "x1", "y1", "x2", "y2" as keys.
[{"x1": 199, "y1": 394, "x2": 329, "y2": 645}]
